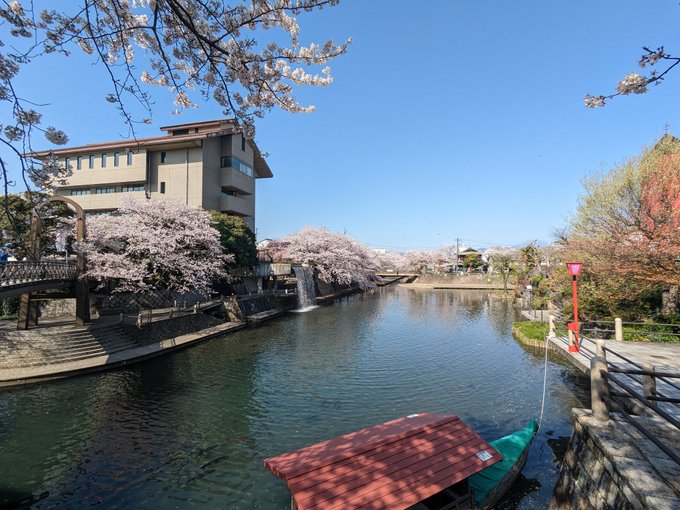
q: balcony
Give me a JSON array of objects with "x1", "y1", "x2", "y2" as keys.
[
  {"x1": 221, "y1": 167, "x2": 254, "y2": 195},
  {"x1": 220, "y1": 194, "x2": 252, "y2": 217}
]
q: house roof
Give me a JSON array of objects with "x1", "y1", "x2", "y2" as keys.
[
  {"x1": 28, "y1": 119, "x2": 273, "y2": 178},
  {"x1": 264, "y1": 413, "x2": 501, "y2": 510}
]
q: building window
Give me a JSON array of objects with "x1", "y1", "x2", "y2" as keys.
[
  {"x1": 122, "y1": 184, "x2": 144, "y2": 192},
  {"x1": 95, "y1": 186, "x2": 116, "y2": 194},
  {"x1": 101, "y1": 154, "x2": 107, "y2": 168},
  {"x1": 64, "y1": 157, "x2": 70, "y2": 169},
  {"x1": 222, "y1": 189, "x2": 236, "y2": 196},
  {"x1": 160, "y1": 181, "x2": 166, "y2": 194},
  {"x1": 70, "y1": 188, "x2": 91, "y2": 196},
  {"x1": 241, "y1": 134, "x2": 246, "y2": 151},
  {"x1": 127, "y1": 151, "x2": 133, "y2": 165},
  {"x1": 89, "y1": 155, "x2": 94, "y2": 169},
  {"x1": 172, "y1": 128, "x2": 189, "y2": 136},
  {"x1": 76, "y1": 156, "x2": 82, "y2": 170},
  {"x1": 220, "y1": 155, "x2": 253, "y2": 177},
  {"x1": 114, "y1": 152, "x2": 120, "y2": 167},
  {"x1": 160, "y1": 152, "x2": 167, "y2": 163}
]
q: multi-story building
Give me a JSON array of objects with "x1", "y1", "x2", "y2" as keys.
[{"x1": 32, "y1": 119, "x2": 272, "y2": 229}]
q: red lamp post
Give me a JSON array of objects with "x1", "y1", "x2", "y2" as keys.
[{"x1": 566, "y1": 262, "x2": 583, "y2": 352}]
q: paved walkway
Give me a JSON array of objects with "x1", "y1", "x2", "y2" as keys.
[
  {"x1": 549, "y1": 334, "x2": 680, "y2": 420},
  {"x1": 549, "y1": 334, "x2": 680, "y2": 373},
  {"x1": 0, "y1": 316, "x2": 245, "y2": 387}
]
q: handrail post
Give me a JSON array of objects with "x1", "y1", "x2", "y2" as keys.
[
  {"x1": 548, "y1": 315, "x2": 555, "y2": 337},
  {"x1": 642, "y1": 363, "x2": 657, "y2": 415},
  {"x1": 596, "y1": 339, "x2": 607, "y2": 358},
  {"x1": 615, "y1": 317, "x2": 623, "y2": 341},
  {"x1": 591, "y1": 356, "x2": 610, "y2": 422}
]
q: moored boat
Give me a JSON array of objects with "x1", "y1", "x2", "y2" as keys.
[{"x1": 263, "y1": 413, "x2": 538, "y2": 510}]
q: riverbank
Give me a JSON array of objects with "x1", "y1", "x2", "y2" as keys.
[{"x1": 0, "y1": 315, "x2": 246, "y2": 387}]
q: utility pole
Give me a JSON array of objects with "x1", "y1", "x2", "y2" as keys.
[{"x1": 455, "y1": 237, "x2": 460, "y2": 272}]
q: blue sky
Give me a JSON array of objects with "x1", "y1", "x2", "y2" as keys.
[{"x1": 5, "y1": 1, "x2": 680, "y2": 251}]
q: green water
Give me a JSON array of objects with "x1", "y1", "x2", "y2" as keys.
[{"x1": 0, "y1": 288, "x2": 588, "y2": 509}]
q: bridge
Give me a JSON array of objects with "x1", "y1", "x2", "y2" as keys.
[{"x1": 0, "y1": 260, "x2": 78, "y2": 299}]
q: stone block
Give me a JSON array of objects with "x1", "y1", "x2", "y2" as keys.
[{"x1": 644, "y1": 496, "x2": 680, "y2": 510}]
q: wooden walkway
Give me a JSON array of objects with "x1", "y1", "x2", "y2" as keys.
[{"x1": 549, "y1": 334, "x2": 680, "y2": 418}]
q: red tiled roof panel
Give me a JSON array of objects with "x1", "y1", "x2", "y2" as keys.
[
  {"x1": 297, "y1": 435, "x2": 488, "y2": 509},
  {"x1": 265, "y1": 413, "x2": 455, "y2": 480},
  {"x1": 289, "y1": 426, "x2": 478, "y2": 495},
  {"x1": 263, "y1": 413, "x2": 501, "y2": 510},
  {"x1": 288, "y1": 420, "x2": 474, "y2": 492}
]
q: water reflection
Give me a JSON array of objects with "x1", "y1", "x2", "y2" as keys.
[{"x1": 0, "y1": 287, "x2": 587, "y2": 509}]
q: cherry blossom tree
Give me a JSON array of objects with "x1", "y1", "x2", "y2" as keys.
[
  {"x1": 585, "y1": 46, "x2": 680, "y2": 107},
  {"x1": 402, "y1": 250, "x2": 441, "y2": 274},
  {"x1": 81, "y1": 196, "x2": 229, "y2": 294},
  {"x1": 372, "y1": 250, "x2": 408, "y2": 273},
  {"x1": 280, "y1": 226, "x2": 376, "y2": 290},
  {"x1": 0, "y1": 1, "x2": 349, "y2": 192}
]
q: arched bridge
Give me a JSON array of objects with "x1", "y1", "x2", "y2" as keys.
[{"x1": 0, "y1": 260, "x2": 78, "y2": 299}]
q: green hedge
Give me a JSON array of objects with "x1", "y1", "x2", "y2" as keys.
[{"x1": 512, "y1": 321, "x2": 549, "y2": 342}]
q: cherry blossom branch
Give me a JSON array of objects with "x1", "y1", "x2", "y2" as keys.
[{"x1": 585, "y1": 46, "x2": 680, "y2": 107}]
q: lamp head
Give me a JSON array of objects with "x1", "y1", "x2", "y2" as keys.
[{"x1": 566, "y1": 262, "x2": 583, "y2": 277}]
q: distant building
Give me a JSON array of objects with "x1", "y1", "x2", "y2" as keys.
[{"x1": 31, "y1": 119, "x2": 272, "y2": 229}]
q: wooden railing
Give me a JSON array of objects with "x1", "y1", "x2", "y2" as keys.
[
  {"x1": 0, "y1": 260, "x2": 77, "y2": 287},
  {"x1": 590, "y1": 341, "x2": 680, "y2": 466}
]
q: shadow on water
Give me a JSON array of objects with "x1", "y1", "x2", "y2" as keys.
[
  {"x1": 495, "y1": 474, "x2": 542, "y2": 510},
  {"x1": 0, "y1": 488, "x2": 41, "y2": 510}
]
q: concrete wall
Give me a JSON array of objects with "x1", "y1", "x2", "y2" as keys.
[
  {"x1": 148, "y1": 146, "x2": 203, "y2": 206},
  {"x1": 550, "y1": 409, "x2": 680, "y2": 509}
]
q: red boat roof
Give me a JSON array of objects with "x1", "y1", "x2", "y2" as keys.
[{"x1": 264, "y1": 413, "x2": 502, "y2": 510}]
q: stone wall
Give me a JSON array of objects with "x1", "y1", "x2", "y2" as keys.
[
  {"x1": 550, "y1": 409, "x2": 680, "y2": 509},
  {"x1": 92, "y1": 290, "x2": 206, "y2": 314},
  {"x1": 40, "y1": 298, "x2": 76, "y2": 318},
  {"x1": 125, "y1": 314, "x2": 224, "y2": 346}
]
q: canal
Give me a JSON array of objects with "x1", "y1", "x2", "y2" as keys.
[{"x1": 0, "y1": 288, "x2": 588, "y2": 509}]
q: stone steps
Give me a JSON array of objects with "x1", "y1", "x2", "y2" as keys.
[{"x1": 0, "y1": 323, "x2": 139, "y2": 368}]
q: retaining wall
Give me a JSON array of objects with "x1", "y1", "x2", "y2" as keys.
[{"x1": 550, "y1": 409, "x2": 680, "y2": 510}]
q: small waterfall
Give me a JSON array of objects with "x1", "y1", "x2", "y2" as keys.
[{"x1": 293, "y1": 266, "x2": 318, "y2": 311}]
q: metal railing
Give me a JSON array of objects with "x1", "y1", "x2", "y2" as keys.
[
  {"x1": 0, "y1": 260, "x2": 77, "y2": 287},
  {"x1": 590, "y1": 342, "x2": 680, "y2": 466}
]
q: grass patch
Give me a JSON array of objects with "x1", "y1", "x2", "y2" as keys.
[{"x1": 512, "y1": 321, "x2": 549, "y2": 342}]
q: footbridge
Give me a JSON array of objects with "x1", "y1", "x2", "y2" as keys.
[{"x1": 0, "y1": 260, "x2": 77, "y2": 299}]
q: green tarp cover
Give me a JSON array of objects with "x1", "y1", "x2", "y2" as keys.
[{"x1": 468, "y1": 420, "x2": 538, "y2": 504}]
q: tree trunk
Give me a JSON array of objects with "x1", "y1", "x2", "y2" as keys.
[{"x1": 661, "y1": 285, "x2": 678, "y2": 315}]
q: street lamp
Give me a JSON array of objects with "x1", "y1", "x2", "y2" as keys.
[{"x1": 566, "y1": 262, "x2": 583, "y2": 352}]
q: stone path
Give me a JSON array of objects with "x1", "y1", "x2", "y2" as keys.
[
  {"x1": 0, "y1": 316, "x2": 245, "y2": 387},
  {"x1": 550, "y1": 334, "x2": 680, "y2": 419}
]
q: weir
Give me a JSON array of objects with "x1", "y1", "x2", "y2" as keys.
[{"x1": 292, "y1": 266, "x2": 317, "y2": 310}]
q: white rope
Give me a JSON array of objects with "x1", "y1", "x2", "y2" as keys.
[{"x1": 538, "y1": 333, "x2": 553, "y2": 429}]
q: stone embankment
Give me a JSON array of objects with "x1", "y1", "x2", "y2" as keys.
[
  {"x1": 512, "y1": 318, "x2": 680, "y2": 509},
  {"x1": 0, "y1": 313, "x2": 246, "y2": 387},
  {"x1": 550, "y1": 409, "x2": 680, "y2": 509}
]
